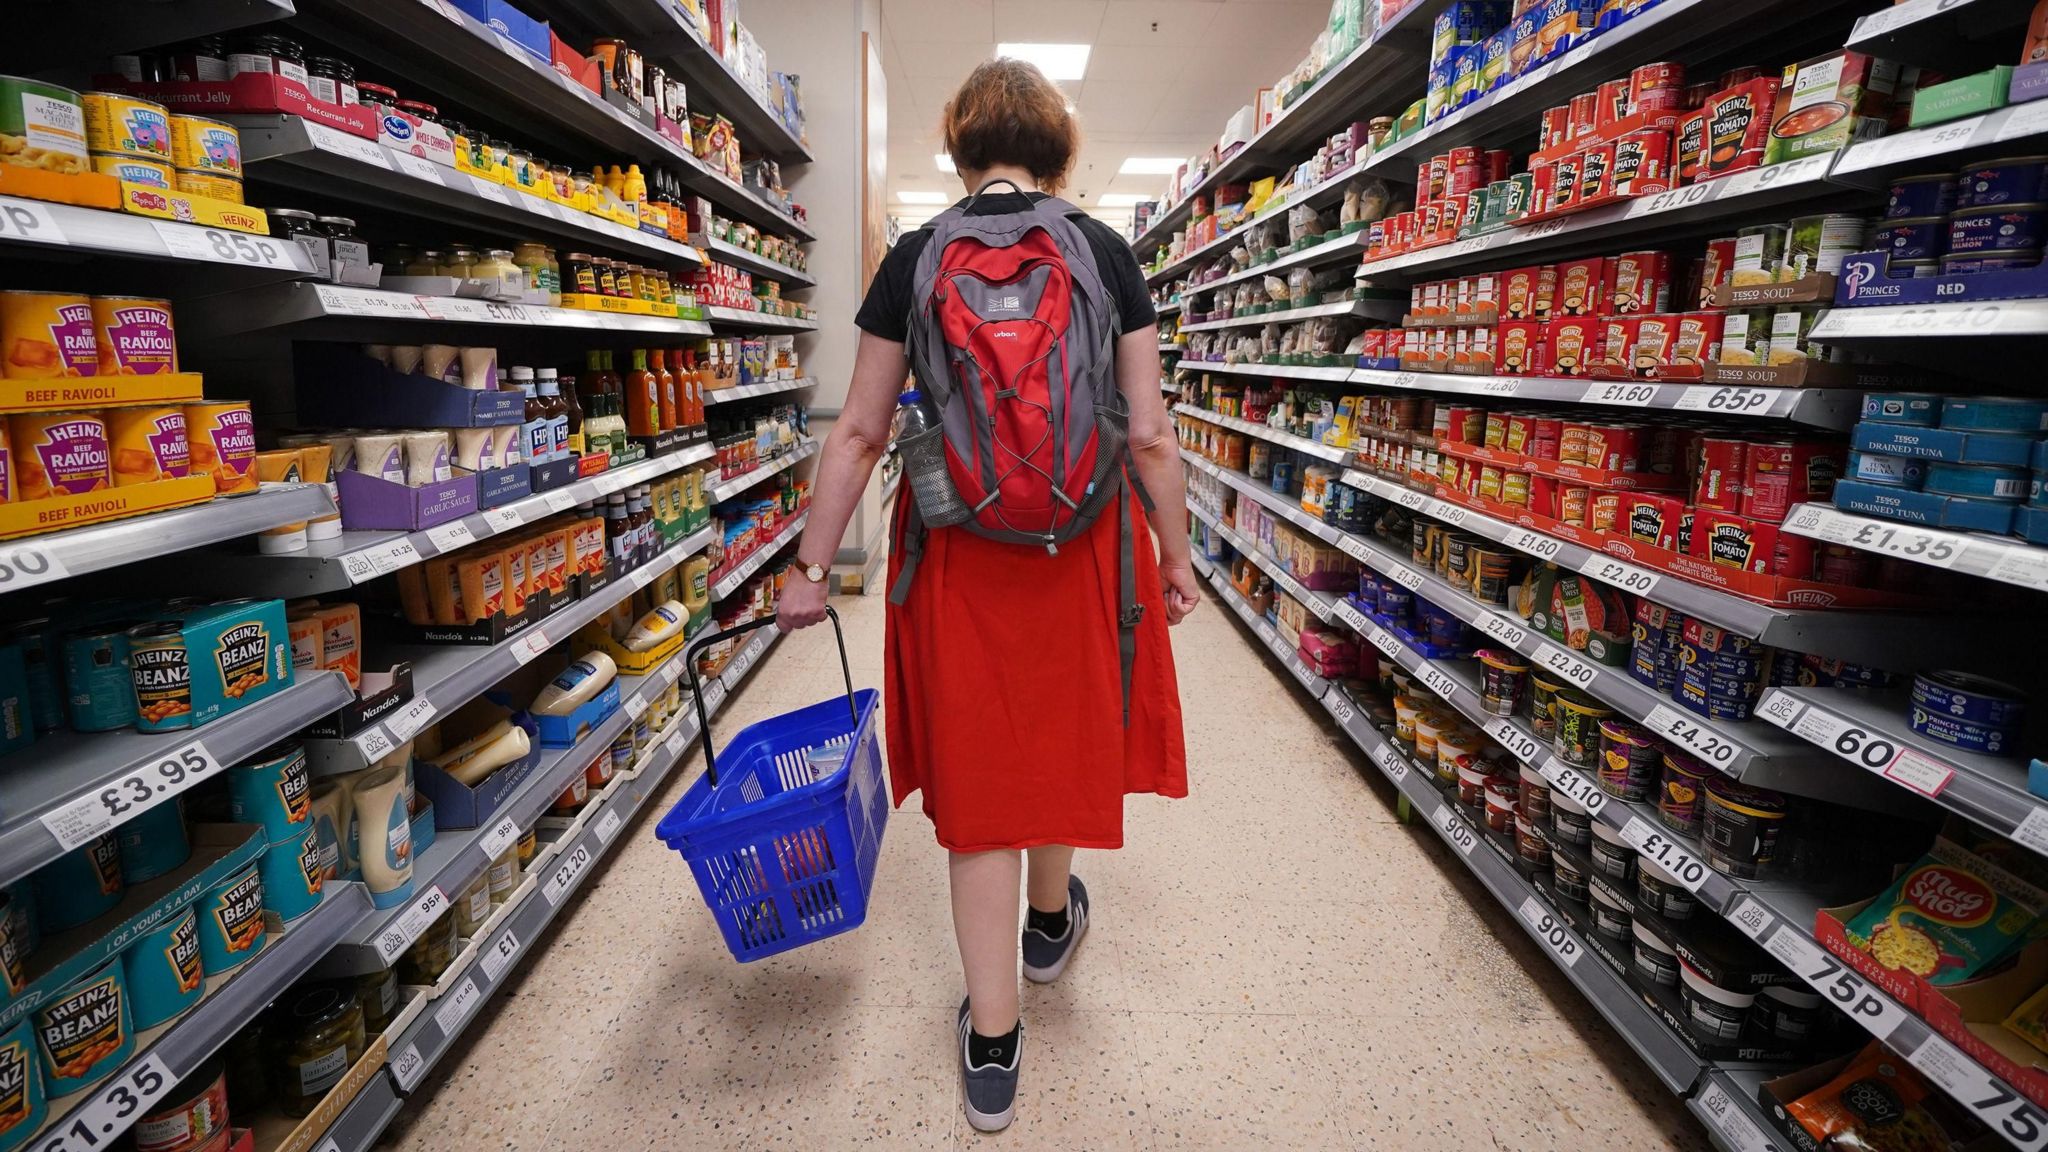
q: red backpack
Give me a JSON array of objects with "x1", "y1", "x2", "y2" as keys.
[{"x1": 890, "y1": 182, "x2": 1149, "y2": 719}]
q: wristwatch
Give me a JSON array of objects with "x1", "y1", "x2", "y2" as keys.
[{"x1": 799, "y1": 561, "x2": 828, "y2": 584}]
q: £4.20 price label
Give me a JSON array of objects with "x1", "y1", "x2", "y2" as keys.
[{"x1": 1645, "y1": 704, "x2": 1740, "y2": 768}]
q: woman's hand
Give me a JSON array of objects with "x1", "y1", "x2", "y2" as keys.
[
  {"x1": 777, "y1": 573, "x2": 830, "y2": 632},
  {"x1": 1160, "y1": 559, "x2": 1201, "y2": 625}
]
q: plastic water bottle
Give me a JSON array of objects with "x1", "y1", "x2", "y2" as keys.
[{"x1": 893, "y1": 390, "x2": 970, "y2": 526}]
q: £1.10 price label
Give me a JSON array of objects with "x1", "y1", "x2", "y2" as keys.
[
  {"x1": 1619, "y1": 818, "x2": 1709, "y2": 892},
  {"x1": 1419, "y1": 666, "x2": 1459, "y2": 703},
  {"x1": 1486, "y1": 719, "x2": 1542, "y2": 765},
  {"x1": 28, "y1": 1053, "x2": 173, "y2": 1152},
  {"x1": 1540, "y1": 760, "x2": 1606, "y2": 817},
  {"x1": 1517, "y1": 896, "x2": 1581, "y2": 968},
  {"x1": 41, "y1": 740, "x2": 220, "y2": 850}
]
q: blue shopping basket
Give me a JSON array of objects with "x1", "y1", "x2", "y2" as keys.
[{"x1": 655, "y1": 608, "x2": 888, "y2": 962}]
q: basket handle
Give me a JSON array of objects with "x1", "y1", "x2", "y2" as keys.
[{"x1": 681, "y1": 606, "x2": 857, "y2": 789}]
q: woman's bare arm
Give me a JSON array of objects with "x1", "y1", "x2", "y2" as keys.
[{"x1": 1115, "y1": 325, "x2": 1198, "y2": 622}]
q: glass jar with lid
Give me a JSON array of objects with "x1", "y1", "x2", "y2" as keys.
[
  {"x1": 652, "y1": 267, "x2": 673, "y2": 308},
  {"x1": 355, "y1": 968, "x2": 397, "y2": 1037},
  {"x1": 478, "y1": 249, "x2": 522, "y2": 299},
  {"x1": 508, "y1": 147, "x2": 535, "y2": 190},
  {"x1": 551, "y1": 162, "x2": 575, "y2": 199},
  {"x1": 511, "y1": 242, "x2": 550, "y2": 302},
  {"x1": 172, "y1": 37, "x2": 230, "y2": 83},
  {"x1": 563, "y1": 252, "x2": 597, "y2": 297},
  {"x1": 394, "y1": 99, "x2": 439, "y2": 128},
  {"x1": 488, "y1": 138, "x2": 514, "y2": 183},
  {"x1": 442, "y1": 120, "x2": 476, "y2": 169},
  {"x1": 354, "y1": 80, "x2": 399, "y2": 113},
  {"x1": 228, "y1": 34, "x2": 308, "y2": 88},
  {"x1": 306, "y1": 56, "x2": 356, "y2": 106},
  {"x1": 398, "y1": 912, "x2": 458, "y2": 986},
  {"x1": 271, "y1": 984, "x2": 366, "y2": 1117},
  {"x1": 440, "y1": 247, "x2": 479, "y2": 279},
  {"x1": 406, "y1": 249, "x2": 444, "y2": 277},
  {"x1": 594, "y1": 258, "x2": 621, "y2": 298},
  {"x1": 383, "y1": 243, "x2": 416, "y2": 274}
]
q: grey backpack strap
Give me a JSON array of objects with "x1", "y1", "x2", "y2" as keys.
[
  {"x1": 888, "y1": 492, "x2": 926, "y2": 605},
  {"x1": 1118, "y1": 474, "x2": 1141, "y2": 726}
]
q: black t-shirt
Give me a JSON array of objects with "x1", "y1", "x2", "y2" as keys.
[{"x1": 855, "y1": 192, "x2": 1158, "y2": 343}]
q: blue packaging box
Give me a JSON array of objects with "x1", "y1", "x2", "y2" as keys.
[
  {"x1": 448, "y1": 0, "x2": 550, "y2": 62},
  {"x1": 1834, "y1": 479, "x2": 2018, "y2": 533},
  {"x1": 2014, "y1": 503, "x2": 2048, "y2": 545},
  {"x1": 1852, "y1": 422, "x2": 2037, "y2": 466}
]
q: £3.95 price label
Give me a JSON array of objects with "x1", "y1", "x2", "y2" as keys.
[
  {"x1": 543, "y1": 842, "x2": 593, "y2": 905},
  {"x1": 0, "y1": 541, "x2": 69, "y2": 592},
  {"x1": 41, "y1": 740, "x2": 219, "y2": 850},
  {"x1": 1581, "y1": 556, "x2": 1659, "y2": 595},
  {"x1": 1533, "y1": 643, "x2": 1597, "y2": 690},
  {"x1": 1539, "y1": 760, "x2": 1606, "y2": 817},
  {"x1": 1517, "y1": 896, "x2": 1581, "y2": 968},
  {"x1": 28, "y1": 1052, "x2": 173, "y2": 1152},
  {"x1": 1434, "y1": 803, "x2": 1478, "y2": 855},
  {"x1": 1645, "y1": 704, "x2": 1740, "y2": 768},
  {"x1": 376, "y1": 885, "x2": 447, "y2": 963},
  {"x1": 1911, "y1": 1032, "x2": 2048, "y2": 1150},
  {"x1": 1619, "y1": 818, "x2": 1709, "y2": 892},
  {"x1": 480, "y1": 929, "x2": 522, "y2": 983}
]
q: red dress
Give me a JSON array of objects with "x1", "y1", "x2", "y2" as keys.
[{"x1": 884, "y1": 484, "x2": 1188, "y2": 852}]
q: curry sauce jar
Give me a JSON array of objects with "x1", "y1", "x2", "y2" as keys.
[
  {"x1": 197, "y1": 862, "x2": 265, "y2": 974},
  {"x1": 169, "y1": 115, "x2": 240, "y2": 177},
  {"x1": 35, "y1": 956, "x2": 133, "y2": 1096},
  {"x1": 123, "y1": 903, "x2": 203, "y2": 1030},
  {"x1": 90, "y1": 152, "x2": 173, "y2": 187},
  {"x1": 128, "y1": 621, "x2": 191, "y2": 732},
  {"x1": 0, "y1": 1016, "x2": 46, "y2": 1150},
  {"x1": 82, "y1": 92, "x2": 171, "y2": 161}
]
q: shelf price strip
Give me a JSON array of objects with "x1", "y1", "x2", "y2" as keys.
[
  {"x1": 0, "y1": 539, "x2": 71, "y2": 593},
  {"x1": 1516, "y1": 896, "x2": 1581, "y2": 968},
  {"x1": 1693, "y1": 1081, "x2": 1775, "y2": 1152},
  {"x1": 376, "y1": 885, "x2": 448, "y2": 964},
  {"x1": 40, "y1": 739, "x2": 220, "y2": 851},
  {"x1": 1758, "y1": 691, "x2": 1956, "y2": 799},
  {"x1": 26, "y1": 1053, "x2": 172, "y2": 1152}
]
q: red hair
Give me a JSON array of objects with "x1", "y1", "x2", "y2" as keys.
[{"x1": 941, "y1": 59, "x2": 1078, "y2": 194}]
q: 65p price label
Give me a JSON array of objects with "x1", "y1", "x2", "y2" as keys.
[{"x1": 0, "y1": 198, "x2": 67, "y2": 247}]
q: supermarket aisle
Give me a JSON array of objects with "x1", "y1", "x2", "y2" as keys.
[{"x1": 385, "y1": 591, "x2": 1709, "y2": 1151}]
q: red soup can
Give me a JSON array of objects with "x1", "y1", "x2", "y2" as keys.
[
  {"x1": 1448, "y1": 146, "x2": 1484, "y2": 195},
  {"x1": 1486, "y1": 149, "x2": 1513, "y2": 183},
  {"x1": 1743, "y1": 439, "x2": 1844, "y2": 523},
  {"x1": 1695, "y1": 437, "x2": 1748, "y2": 511},
  {"x1": 1427, "y1": 152, "x2": 1450, "y2": 201},
  {"x1": 1597, "y1": 316, "x2": 1642, "y2": 379},
  {"x1": 1551, "y1": 153, "x2": 1582, "y2": 211},
  {"x1": 1529, "y1": 417, "x2": 1564, "y2": 460},
  {"x1": 1579, "y1": 142, "x2": 1617, "y2": 203},
  {"x1": 1673, "y1": 311, "x2": 1724, "y2": 379},
  {"x1": 1596, "y1": 79, "x2": 1632, "y2": 128},
  {"x1": 1611, "y1": 130, "x2": 1673, "y2": 198},
  {"x1": 1528, "y1": 474, "x2": 1560, "y2": 517},
  {"x1": 1587, "y1": 423, "x2": 1646, "y2": 471},
  {"x1": 1417, "y1": 160, "x2": 1436, "y2": 199},
  {"x1": 1629, "y1": 62, "x2": 1686, "y2": 115},
  {"x1": 1568, "y1": 91, "x2": 1602, "y2": 140},
  {"x1": 1503, "y1": 412, "x2": 1538, "y2": 454},
  {"x1": 1540, "y1": 105, "x2": 1573, "y2": 150}
]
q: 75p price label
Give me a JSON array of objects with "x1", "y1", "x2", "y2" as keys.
[{"x1": 1911, "y1": 1032, "x2": 2048, "y2": 1150}]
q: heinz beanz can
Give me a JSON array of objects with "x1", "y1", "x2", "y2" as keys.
[
  {"x1": 34, "y1": 956, "x2": 133, "y2": 1096},
  {"x1": 229, "y1": 743, "x2": 312, "y2": 844},
  {"x1": 127, "y1": 620, "x2": 191, "y2": 732},
  {"x1": 0, "y1": 1015, "x2": 45, "y2": 1151},
  {"x1": 196, "y1": 863, "x2": 264, "y2": 974},
  {"x1": 36, "y1": 834, "x2": 122, "y2": 934},
  {"x1": 118, "y1": 796, "x2": 191, "y2": 885},
  {"x1": 122, "y1": 903, "x2": 203, "y2": 1030},
  {"x1": 258, "y1": 828, "x2": 323, "y2": 923},
  {"x1": 62, "y1": 626, "x2": 135, "y2": 732}
]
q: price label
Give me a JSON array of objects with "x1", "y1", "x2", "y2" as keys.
[
  {"x1": 315, "y1": 285, "x2": 427, "y2": 318},
  {"x1": 1477, "y1": 612, "x2": 1528, "y2": 647},
  {"x1": 623, "y1": 693, "x2": 650, "y2": 723},
  {"x1": 544, "y1": 489, "x2": 579, "y2": 513},
  {"x1": 480, "y1": 929, "x2": 521, "y2": 983},
  {"x1": 40, "y1": 739, "x2": 219, "y2": 851},
  {"x1": 1580, "y1": 555, "x2": 1660, "y2": 595},
  {"x1": 427, "y1": 521, "x2": 475, "y2": 552},
  {"x1": 2013, "y1": 808, "x2": 2048, "y2": 857},
  {"x1": 434, "y1": 976, "x2": 482, "y2": 1035},
  {"x1": 511, "y1": 627, "x2": 551, "y2": 665},
  {"x1": 1718, "y1": 153, "x2": 1830, "y2": 200},
  {"x1": 354, "y1": 726, "x2": 393, "y2": 763},
  {"x1": 388, "y1": 150, "x2": 444, "y2": 184},
  {"x1": 376, "y1": 885, "x2": 448, "y2": 963},
  {"x1": 1475, "y1": 377, "x2": 1519, "y2": 397},
  {"x1": 1913, "y1": 1033, "x2": 2048, "y2": 1149},
  {"x1": 1336, "y1": 535, "x2": 1373, "y2": 564},
  {"x1": 703, "y1": 681, "x2": 727, "y2": 714},
  {"x1": 391, "y1": 1043, "x2": 426, "y2": 1091},
  {"x1": 1619, "y1": 818, "x2": 1709, "y2": 892},
  {"x1": 0, "y1": 541, "x2": 69, "y2": 592},
  {"x1": 1419, "y1": 666, "x2": 1458, "y2": 702},
  {"x1": 1645, "y1": 704, "x2": 1741, "y2": 768},
  {"x1": 543, "y1": 842, "x2": 593, "y2": 905},
  {"x1": 1333, "y1": 599, "x2": 1372, "y2": 635},
  {"x1": 595, "y1": 808, "x2": 623, "y2": 843},
  {"x1": 1328, "y1": 694, "x2": 1355, "y2": 726},
  {"x1": 1578, "y1": 381, "x2": 1659, "y2": 407},
  {"x1": 1374, "y1": 744, "x2": 1409, "y2": 782},
  {"x1": 664, "y1": 725, "x2": 688, "y2": 755},
  {"x1": 411, "y1": 294, "x2": 488, "y2": 322},
  {"x1": 1383, "y1": 563, "x2": 1425, "y2": 592},
  {"x1": 1674, "y1": 384, "x2": 1774, "y2": 415},
  {"x1": 1433, "y1": 503, "x2": 1468, "y2": 527},
  {"x1": 1255, "y1": 620, "x2": 1278, "y2": 648},
  {"x1": 630, "y1": 564, "x2": 660, "y2": 590},
  {"x1": 1540, "y1": 761, "x2": 1606, "y2": 817},
  {"x1": 1787, "y1": 705, "x2": 1915, "y2": 779},
  {"x1": 1391, "y1": 488, "x2": 1427, "y2": 512},
  {"x1": 1367, "y1": 627, "x2": 1403, "y2": 661},
  {"x1": 1487, "y1": 719, "x2": 1542, "y2": 765},
  {"x1": 1783, "y1": 938, "x2": 1911, "y2": 1041},
  {"x1": 659, "y1": 660, "x2": 683, "y2": 686},
  {"x1": 469, "y1": 179, "x2": 510, "y2": 204},
  {"x1": 1517, "y1": 896, "x2": 1581, "y2": 968},
  {"x1": 305, "y1": 123, "x2": 390, "y2": 169},
  {"x1": 1694, "y1": 1082, "x2": 1774, "y2": 1152},
  {"x1": 1627, "y1": 182, "x2": 1713, "y2": 218},
  {"x1": 0, "y1": 197, "x2": 68, "y2": 247},
  {"x1": 478, "y1": 815, "x2": 520, "y2": 862},
  {"x1": 728, "y1": 644, "x2": 757, "y2": 682},
  {"x1": 1831, "y1": 516, "x2": 1963, "y2": 568},
  {"x1": 1758, "y1": 690, "x2": 1803, "y2": 728},
  {"x1": 29, "y1": 1052, "x2": 174, "y2": 1152},
  {"x1": 482, "y1": 505, "x2": 524, "y2": 533},
  {"x1": 1533, "y1": 643, "x2": 1598, "y2": 690},
  {"x1": 151, "y1": 223, "x2": 302, "y2": 269},
  {"x1": 1504, "y1": 528, "x2": 1562, "y2": 561},
  {"x1": 1728, "y1": 896, "x2": 1774, "y2": 941},
  {"x1": 2002, "y1": 98, "x2": 2048, "y2": 146},
  {"x1": 1434, "y1": 803, "x2": 1478, "y2": 855},
  {"x1": 386, "y1": 695, "x2": 439, "y2": 742}
]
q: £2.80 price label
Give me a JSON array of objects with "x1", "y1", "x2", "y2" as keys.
[
  {"x1": 28, "y1": 1053, "x2": 171, "y2": 1152},
  {"x1": 1534, "y1": 643, "x2": 1598, "y2": 690},
  {"x1": 1582, "y1": 556, "x2": 1659, "y2": 594},
  {"x1": 41, "y1": 741, "x2": 218, "y2": 850},
  {"x1": 1477, "y1": 611, "x2": 1527, "y2": 647}
]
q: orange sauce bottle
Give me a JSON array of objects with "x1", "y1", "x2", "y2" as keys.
[
  {"x1": 625, "y1": 348, "x2": 660, "y2": 437},
  {"x1": 651, "y1": 348, "x2": 680, "y2": 430}
]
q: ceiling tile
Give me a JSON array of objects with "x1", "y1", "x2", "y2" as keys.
[
  {"x1": 880, "y1": 0, "x2": 994, "y2": 42},
  {"x1": 1074, "y1": 79, "x2": 1166, "y2": 135},
  {"x1": 1096, "y1": 1, "x2": 1222, "y2": 46},
  {"x1": 1082, "y1": 42, "x2": 1185, "y2": 87},
  {"x1": 891, "y1": 39, "x2": 991, "y2": 79},
  {"x1": 990, "y1": 0, "x2": 1108, "y2": 43}
]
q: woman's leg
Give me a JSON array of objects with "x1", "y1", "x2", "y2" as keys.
[
  {"x1": 950, "y1": 848, "x2": 1022, "y2": 1034},
  {"x1": 1025, "y1": 846, "x2": 1075, "y2": 913}
]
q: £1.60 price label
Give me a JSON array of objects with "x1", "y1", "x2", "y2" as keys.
[
  {"x1": 29, "y1": 1053, "x2": 173, "y2": 1152},
  {"x1": 41, "y1": 740, "x2": 219, "y2": 850},
  {"x1": 1645, "y1": 704, "x2": 1740, "y2": 768},
  {"x1": 543, "y1": 842, "x2": 593, "y2": 905},
  {"x1": 1434, "y1": 803, "x2": 1478, "y2": 855},
  {"x1": 1504, "y1": 528, "x2": 1562, "y2": 561},
  {"x1": 1517, "y1": 896, "x2": 1581, "y2": 968},
  {"x1": 1619, "y1": 818, "x2": 1709, "y2": 892},
  {"x1": 1579, "y1": 381, "x2": 1659, "y2": 407}
]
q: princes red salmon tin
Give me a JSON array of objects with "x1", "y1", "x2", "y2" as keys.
[
  {"x1": 1949, "y1": 203, "x2": 2048, "y2": 254},
  {"x1": 1886, "y1": 174, "x2": 1957, "y2": 219},
  {"x1": 1958, "y1": 157, "x2": 2048, "y2": 208},
  {"x1": 1942, "y1": 249, "x2": 2044, "y2": 274}
]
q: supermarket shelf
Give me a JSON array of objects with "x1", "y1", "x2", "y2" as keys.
[
  {"x1": 1178, "y1": 297, "x2": 1393, "y2": 333},
  {"x1": 1351, "y1": 367, "x2": 1861, "y2": 430},
  {"x1": 1844, "y1": 0, "x2": 2033, "y2": 70},
  {"x1": 25, "y1": 884, "x2": 373, "y2": 1152},
  {"x1": 0, "y1": 671, "x2": 355, "y2": 891},
  {"x1": 1334, "y1": 464, "x2": 1989, "y2": 672},
  {"x1": 235, "y1": 115, "x2": 706, "y2": 269},
  {"x1": 1142, "y1": 166, "x2": 1365, "y2": 287},
  {"x1": 1758, "y1": 686, "x2": 2044, "y2": 851},
  {"x1": 290, "y1": 0, "x2": 813, "y2": 239},
  {"x1": 523, "y1": 0, "x2": 811, "y2": 161},
  {"x1": 0, "y1": 194, "x2": 318, "y2": 281},
  {"x1": 1143, "y1": 218, "x2": 1253, "y2": 287},
  {"x1": 690, "y1": 234, "x2": 815, "y2": 286},
  {"x1": 704, "y1": 375, "x2": 816, "y2": 405},
  {"x1": 1175, "y1": 360, "x2": 1356, "y2": 382},
  {"x1": 1831, "y1": 99, "x2": 2048, "y2": 183},
  {"x1": 313, "y1": 1070, "x2": 404, "y2": 1152},
  {"x1": 1127, "y1": 0, "x2": 1447, "y2": 255},
  {"x1": 703, "y1": 305, "x2": 819, "y2": 331},
  {"x1": 711, "y1": 511, "x2": 809, "y2": 601},
  {"x1": 311, "y1": 524, "x2": 718, "y2": 778},
  {"x1": 380, "y1": 626, "x2": 783, "y2": 1100},
  {"x1": 1690, "y1": 1069, "x2": 1792, "y2": 1152},
  {"x1": 0, "y1": 482, "x2": 335, "y2": 597},
  {"x1": 1190, "y1": 502, "x2": 1337, "y2": 625},
  {"x1": 201, "y1": 445, "x2": 715, "y2": 597},
  {"x1": 1197, "y1": 231, "x2": 1367, "y2": 296},
  {"x1": 707, "y1": 439, "x2": 817, "y2": 502},
  {"x1": 1155, "y1": 299, "x2": 1182, "y2": 316},
  {"x1": 1174, "y1": 403, "x2": 1348, "y2": 462},
  {"x1": 1811, "y1": 299, "x2": 2048, "y2": 340},
  {"x1": 1201, "y1": 562, "x2": 1332, "y2": 699},
  {"x1": 1354, "y1": 153, "x2": 1848, "y2": 281},
  {"x1": 1783, "y1": 502, "x2": 2048, "y2": 593},
  {"x1": 178, "y1": 282, "x2": 716, "y2": 339},
  {"x1": 4, "y1": 0, "x2": 293, "y2": 72},
  {"x1": 1159, "y1": 343, "x2": 1182, "y2": 353}
]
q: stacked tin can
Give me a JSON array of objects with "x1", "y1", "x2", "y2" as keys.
[{"x1": 1875, "y1": 158, "x2": 2048, "y2": 277}]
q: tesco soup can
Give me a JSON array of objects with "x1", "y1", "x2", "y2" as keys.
[
  {"x1": 196, "y1": 863, "x2": 265, "y2": 974},
  {"x1": 122, "y1": 902, "x2": 204, "y2": 1030},
  {"x1": 0, "y1": 1016, "x2": 45, "y2": 1152},
  {"x1": 35, "y1": 956, "x2": 133, "y2": 1096},
  {"x1": 133, "y1": 1058, "x2": 229, "y2": 1152}
]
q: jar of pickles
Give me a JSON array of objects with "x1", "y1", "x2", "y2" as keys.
[
  {"x1": 272, "y1": 984, "x2": 366, "y2": 1117},
  {"x1": 406, "y1": 249, "x2": 443, "y2": 277},
  {"x1": 441, "y1": 247, "x2": 478, "y2": 279},
  {"x1": 355, "y1": 967, "x2": 397, "y2": 1036},
  {"x1": 398, "y1": 910, "x2": 457, "y2": 986}
]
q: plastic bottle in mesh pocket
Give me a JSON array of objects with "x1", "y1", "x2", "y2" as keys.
[{"x1": 894, "y1": 392, "x2": 972, "y2": 526}]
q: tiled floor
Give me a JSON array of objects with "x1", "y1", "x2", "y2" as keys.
[{"x1": 385, "y1": 590, "x2": 1712, "y2": 1150}]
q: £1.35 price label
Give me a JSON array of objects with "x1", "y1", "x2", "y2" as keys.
[{"x1": 28, "y1": 1053, "x2": 173, "y2": 1152}]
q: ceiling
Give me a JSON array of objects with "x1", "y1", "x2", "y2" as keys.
[{"x1": 879, "y1": 0, "x2": 1334, "y2": 232}]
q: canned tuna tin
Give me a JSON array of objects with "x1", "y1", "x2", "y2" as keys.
[
  {"x1": 1886, "y1": 174, "x2": 1956, "y2": 219},
  {"x1": 1942, "y1": 249, "x2": 2044, "y2": 274},
  {"x1": 1849, "y1": 450, "x2": 1927, "y2": 489},
  {"x1": 1861, "y1": 391, "x2": 1941, "y2": 425},
  {"x1": 1909, "y1": 670, "x2": 2024, "y2": 754},
  {"x1": 1924, "y1": 461, "x2": 2029, "y2": 500},
  {"x1": 1947, "y1": 203, "x2": 2048, "y2": 254},
  {"x1": 1958, "y1": 156, "x2": 2048, "y2": 208},
  {"x1": 1942, "y1": 395, "x2": 2048, "y2": 433}
]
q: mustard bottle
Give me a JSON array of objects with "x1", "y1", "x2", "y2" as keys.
[
  {"x1": 622, "y1": 164, "x2": 647, "y2": 206},
  {"x1": 681, "y1": 555, "x2": 711, "y2": 629}
]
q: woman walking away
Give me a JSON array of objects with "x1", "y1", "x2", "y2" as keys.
[{"x1": 775, "y1": 57, "x2": 1196, "y2": 1133}]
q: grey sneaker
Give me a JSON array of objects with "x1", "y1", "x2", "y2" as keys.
[
  {"x1": 957, "y1": 998, "x2": 1020, "y2": 1132},
  {"x1": 1021, "y1": 876, "x2": 1089, "y2": 984}
]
